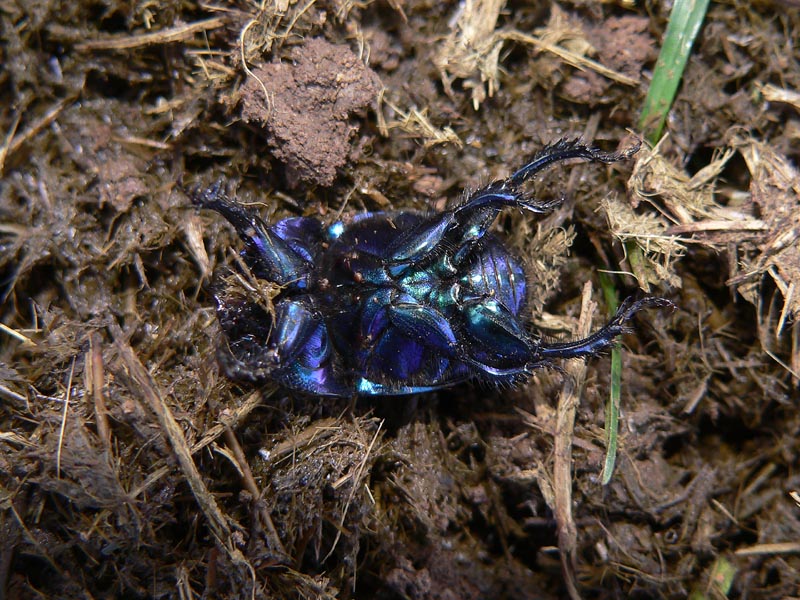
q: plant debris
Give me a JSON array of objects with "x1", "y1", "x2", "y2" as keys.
[{"x1": 1, "y1": 1, "x2": 799, "y2": 598}]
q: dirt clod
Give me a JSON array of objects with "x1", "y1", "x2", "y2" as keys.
[{"x1": 241, "y1": 37, "x2": 381, "y2": 187}]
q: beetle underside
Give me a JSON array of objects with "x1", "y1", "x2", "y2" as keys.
[{"x1": 192, "y1": 139, "x2": 671, "y2": 396}]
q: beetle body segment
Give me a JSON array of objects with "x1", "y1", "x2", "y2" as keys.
[{"x1": 193, "y1": 139, "x2": 669, "y2": 396}]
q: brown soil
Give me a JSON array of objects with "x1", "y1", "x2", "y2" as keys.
[{"x1": 1, "y1": 1, "x2": 799, "y2": 599}]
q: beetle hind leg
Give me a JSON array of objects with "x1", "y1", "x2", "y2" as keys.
[{"x1": 537, "y1": 296, "x2": 673, "y2": 361}]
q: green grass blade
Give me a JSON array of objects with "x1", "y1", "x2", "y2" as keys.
[
  {"x1": 688, "y1": 556, "x2": 736, "y2": 599},
  {"x1": 639, "y1": 0, "x2": 711, "y2": 144},
  {"x1": 598, "y1": 273, "x2": 622, "y2": 485}
]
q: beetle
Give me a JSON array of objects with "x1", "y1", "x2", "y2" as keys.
[{"x1": 191, "y1": 139, "x2": 670, "y2": 396}]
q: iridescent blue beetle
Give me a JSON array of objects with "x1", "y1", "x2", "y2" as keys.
[{"x1": 191, "y1": 139, "x2": 669, "y2": 396}]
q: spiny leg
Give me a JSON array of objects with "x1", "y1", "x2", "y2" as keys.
[
  {"x1": 189, "y1": 182, "x2": 310, "y2": 286},
  {"x1": 537, "y1": 296, "x2": 673, "y2": 361},
  {"x1": 451, "y1": 139, "x2": 641, "y2": 264},
  {"x1": 460, "y1": 296, "x2": 533, "y2": 370},
  {"x1": 384, "y1": 139, "x2": 640, "y2": 271},
  {"x1": 506, "y1": 138, "x2": 641, "y2": 188},
  {"x1": 454, "y1": 295, "x2": 671, "y2": 377}
]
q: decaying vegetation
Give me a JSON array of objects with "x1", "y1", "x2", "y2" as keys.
[{"x1": 1, "y1": 0, "x2": 798, "y2": 598}]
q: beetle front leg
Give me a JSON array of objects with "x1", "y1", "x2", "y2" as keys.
[
  {"x1": 190, "y1": 182, "x2": 312, "y2": 287},
  {"x1": 214, "y1": 296, "x2": 312, "y2": 379}
]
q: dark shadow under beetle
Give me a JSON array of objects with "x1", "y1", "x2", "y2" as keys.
[{"x1": 190, "y1": 139, "x2": 672, "y2": 396}]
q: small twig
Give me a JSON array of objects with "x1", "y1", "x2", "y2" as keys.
[
  {"x1": 267, "y1": 417, "x2": 339, "y2": 464},
  {"x1": 735, "y1": 542, "x2": 800, "y2": 556},
  {"x1": 0, "y1": 384, "x2": 28, "y2": 406},
  {"x1": 76, "y1": 16, "x2": 226, "y2": 51},
  {"x1": 193, "y1": 390, "x2": 265, "y2": 454},
  {"x1": 1, "y1": 97, "x2": 76, "y2": 174},
  {"x1": 112, "y1": 134, "x2": 172, "y2": 150},
  {"x1": 116, "y1": 338, "x2": 233, "y2": 543},
  {"x1": 239, "y1": 18, "x2": 271, "y2": 111},
  {"x1": 113, "y1": 331, "x2": 258, "y2": 595},
  {"x1": 0, "y1": 323, "x2": 36, "y2": 347},
  {"x1": 56, "y1": 358, "x2": 77, "y2": 479},
  {"x1": 501, "y1": 30, "x2": 639, "y2": 86},
  {"x1": 553, "y1": 282, "x2": 595, "y2": 600},
  {"x1": 322, "y1": 420, "x2": 383, "y2": 563},
  {"x1": 129, "y1": 390, "x2": 265, "y2": 499},
  {"x1": 87, "y1": 332, "x2": 112, "y2": 454},
  {"x1": 0, "y1": 111, "x2": 21, "y2": 175},
  {"x1": 222, "y1": 427, "x2": 288, "y2": 558},
  {"x1": 664, "y1": 219, "x2": 767, "y2": 235}
]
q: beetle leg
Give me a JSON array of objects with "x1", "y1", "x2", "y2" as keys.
[
  {"x1": 450, "y1": 139, "x2": 640, "y2": 264},
  {"x1": 459, "y1": 295, "x2": 671, "y2": 377},
  {"x1": 388, "y1": 301, "x2": 459, "y2": 353},
  {"x1": 460, "y1": 296, "x2": 534, "y2": 374},
  {"x1": 383, "y1": 140, "x2": 638, "y2": 271},
  {"x1": 506, "y1": 138, "x2": 640, "y2": 188},
  {"x1": 212, "y1": 295, "x2": 276, "y2": 383},
  {"x1": 214, "y1": 297, "x2": 311, "y2": 376},
  {"x1": 191, "y1": 183, "x2": 312, "y2": 287},
  {"x1": 536, "y1": 296, "x2": 673, "y2": 361},
  {"x1": 215, "y1": 295, "x2": 347, "y2": 395},
  {"x1": 357, "y1": 290, "x2": 459, "y2": 380},
  {"x1": 384, "y1": 211, "x2": 456, "y2": 272}
]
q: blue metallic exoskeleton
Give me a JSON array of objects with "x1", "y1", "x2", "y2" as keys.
[{"x1": 192, "y1": 139, "x2": 669, "y2": 396}]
